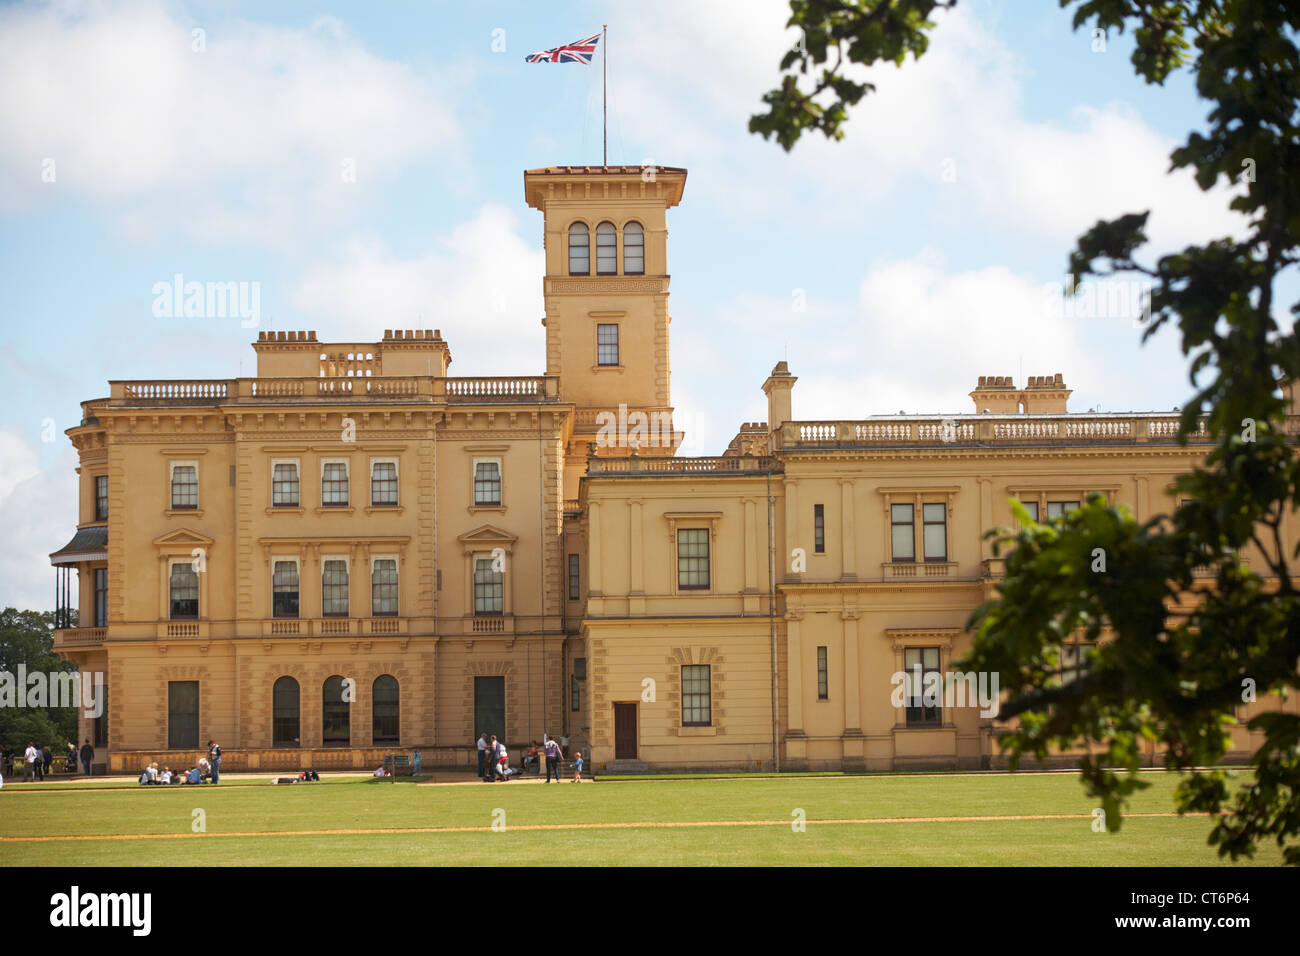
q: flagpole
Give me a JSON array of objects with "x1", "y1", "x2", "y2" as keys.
[{"x1": 602, "y1": 24, "x2": 607, "y2": 166}]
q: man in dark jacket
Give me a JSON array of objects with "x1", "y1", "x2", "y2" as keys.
[
  {"x1": 79, "y1": 740, "x2": 94, "y2": 776},
  {"x1": 207, "y1": 740, "x2": 221, "y2": 785}
]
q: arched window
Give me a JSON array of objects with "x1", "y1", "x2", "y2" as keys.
[
  {"x1": 623, "y1": 222, "x2": 644, "y2": 275},
  {"x1": 322, "y1": 675, "x2": 350, "y2": 746},
  {"x1": 568, "y1": 223, "x2": 589, "y2": 275},
  {"x1": 595, "y1": 222, "x2": 617, "y2": 274},
  {"x1": 272, "y1": 676, "x2": 300, "y2": 747},
  {"x1": 372, "y1": 675, "x2": 400, "y2": 745}
]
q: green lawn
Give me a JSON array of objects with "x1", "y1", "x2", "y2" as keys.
[{"x1": 0, "y1": 771, "x2": 1286, "y2": 866}]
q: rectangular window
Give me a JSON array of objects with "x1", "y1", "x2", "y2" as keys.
[
  {"x1": 817, "y1": 645, "x2": 828, "y2": 700},
  {"x1": 596, "y1": 323, "x2": 619, "y2": 366},
  {"x1": 370, "y1": 459, "x2": 398, "y2": 506},
  {"x1": 814, "y1": 504, "x2": 825, "y2": 554},
  {"x1": 904, "y1": 647, "x2": 942, "y2": 726},
  {"x1": 167, "y1": 681, "x2": 199, "y2": 749},
  {"x1": 272, "y1": 462, "x2": 300, "y2": 507},
  {"x1": 571, "y1": 674, "x2": 580, "y2": 712},
  {"x1": 568, "y1": 553, "x2": 580, "y2": 600},
  {"x1": 170, "y1": 463, "x2": 198, "y2": 509},
  {"x1": 473, "y1": 557, "x2": 504, "y2": 615},
  {"x1": 94, "y1": 475, "x2": 108, "y2": 521},
  {"x1": 923, "y1": 503, "x2": 947, "y2": 561},
  {"x1": 169, "y1": 562, "x2": 198, "y2": 619},
  {"x1": 322, "y1": 559, "x2": 349, "y2": 617},
  {"x1": 94, "y1": 568, "x2": 108, "y2": 627},
  {"x1": 371, "y1": 558, "x2": 398, "y2": 616},
  {"x1": 682, "y1": 664, "x2": 711, "y2": 726},
  {"x1": 596, "y1": 224, "x2": 616, "y2": 274},
  {"x1": 1046, "y1": 500, "x2": 1080, "y2": 519},
  {"x1": 891, "y1": 503, "x2": 915, "y2": 562},
  {"x1": 1061, "y1": 642, "x2": 1095, "y2": 685},
  {"x1": 272, "y1": 561, "x2": 299, "y2": 618},
  {"x1": 94, "y1": 683, "x2": 108, "y2": 749},
  {"x1": 322, "y1": 461, "x2": 349, "y2": 506},
  {"x1": 473, "y1": 460, "x2": 502, "y2": 506},
  {"x1": 1020, "y1": 499, "x2": 1039, "y2": 522},
  {"x1": 676, "y1": 528, "x2": 710, "y2": 590}
]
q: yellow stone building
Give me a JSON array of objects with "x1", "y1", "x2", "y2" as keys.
[{"x1": 51, "y1": 164, "x2": 1299, "y2": 773}]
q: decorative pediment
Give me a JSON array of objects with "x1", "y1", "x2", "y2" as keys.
[
  {"x1": 152, "y1": 528, "x2": 215, "y2": 549},
  {"x1": 457, "y1": 524, "x2": 518, "y2": 554}
]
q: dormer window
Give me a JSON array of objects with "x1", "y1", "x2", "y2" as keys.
[
  {"x1": 623, "y1": 222, "x2": 644, "y2": 274},
  {"x1": 568, "y1": 223, "x2": 589, "y2": 275},
  {"x1": 596, "y1": 222, "x2": 616, "y2": 274}
]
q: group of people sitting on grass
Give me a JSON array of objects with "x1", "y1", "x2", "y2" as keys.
[{"x1": 139, "y1": 757, "x2": 210, "y2": 785}]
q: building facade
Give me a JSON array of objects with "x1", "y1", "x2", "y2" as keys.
[{"x1": 51, "y1": 164, "x2": 1299, "y2": 773}]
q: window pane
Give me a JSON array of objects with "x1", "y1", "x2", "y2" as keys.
[
  {"x1": 891, "y1": 524, "x2": 915, "y2": 561},
  {"x1": 814, "y1": 504, "x2": 825, "y2": 553},
  {"x1": 1021, "y1": 500, "x2": 1039, "y2": 521},
  {"x1": 682, "y1": 664, "x2": 711, "y2": 725},
  {"x1": 322, "y1": 560, "x2": 349, "y2": 617},
  {"x1": 272, "y1": 463, "x2": 299, "y2": 507},
  {"x1": 568, "y1": 223, "x2": 589, "y2": 275},
  {"x1": 595, "y1": 222, "x2": 616, "y2": 274},
  {"x1": 473, "y1": 557, "x2": 504, "y2": 614},
  {"x1": 922, "y1": 503, "x2": 946, "y2": 561},
  {"x1": 817, "y1": 645, "x2": 828, "y2": 700},
  {"x1": 623, "y1": 222, "x2": 644, "y2": 274},
  {"x1": 167, "y1": 681, "x2": 199, "y2": 749},
  {"x1": 169, "y1": 563, "x2": 198, "y2": 619},
  {"x1": 474, "y1": 461, "x2": 501, "y2": 505},
  {"x1": 272, "y1": 561, "x2": 299, "y2": 618},
  {"x1": 94, "y1": 568, "x2": 108, "y2": 627},
  {"x1": 372, "y1": 675, "x2": 399, "y2": 745},
  {"x1": 272, "y1": 676, "x2": 300, "y2": 746},
  {"x1": 568, "y1": 553, "x2": 580, "y2": 600},
  {"x1": 170, "y1": 465, "x2": 197, "y2": 509},
  {"x1": 597, "y1": 323, "x2": 619, "y2": 366},
  {"x1": 371, "y1": 461, "x2": 398, "y2": 505},
  {"x1": 371, "y1": 559, "x2": 398, "y2": 616},
  {"x1": 903, "y1": 647, "x2": 942, "y2": 726},
  {"x1": 677, "y1": 528, "x2": 710, "y2": 589},
  {"x1": 95, "y1": 476, "x2": 108, "y2": 520},
  {"x1": 322, "y1": 462, "x2": 348, "y2": 506},
  {"x1": 322, "y1": 675, "x2": 350, "y2": 745}
]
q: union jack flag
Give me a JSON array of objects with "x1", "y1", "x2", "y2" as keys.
[{"x1": 524, "y1": 33, "x2": 600, "y2": 64}]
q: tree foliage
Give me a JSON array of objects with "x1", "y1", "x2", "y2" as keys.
[
  {"x1": 0, "y1": 607, "x2": 79, "y2": 752},
  {"x1": 756, "y1": 1, "x2": 1300, "y2": 862}
]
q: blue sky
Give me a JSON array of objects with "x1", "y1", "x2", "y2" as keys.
[{"x1": 0, "y1": 0, "x2": 1272, "y2": 608}]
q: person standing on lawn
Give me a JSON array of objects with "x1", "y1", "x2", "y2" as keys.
[
  {"x1": 543, "y1": 735, "x2": 563, "y2": 783},
  {"x1": 207, "y1": 740, "x2": 222, "y2": 784},
  {"x1": 80, "y1": 739, "x2": 94, "y2": 776},
  {"x1": 23, "y1": 742, "x2": 37, "y2": 781},
  {"x1": 572, "y1": 752, "x2": 583, "y2": 783},
  {"x1": 477, "y1": 732, "x2": 488, "y2": 779}
]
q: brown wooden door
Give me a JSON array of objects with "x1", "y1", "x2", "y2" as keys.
[{"x1": 613, "y1": 703, "x2": 638, "y2": 760}]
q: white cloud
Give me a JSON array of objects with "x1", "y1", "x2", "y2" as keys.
[
  {"x1": 0, "y1": 429, "x2": 77, "y2": 611},
  {"x1": 0, "y1": 0, "x2": 468, "y2": 244},
  {"x1": 291, "y1": 204, "x2": 546, "y2": 375}
]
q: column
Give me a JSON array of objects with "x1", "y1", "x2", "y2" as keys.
[
  {"x1": 628, "y1": 500, "x2": 644, "y2": 615},
  {"x1": 588, "y1": 501, "x2": 602, "y2": 595},
  {"x1": 783, "y1": 478, "x2": 799, "y2": 580},
  {"x1": 840, "y1": 479, "x2": 856, "y2": 580},
  {"x1": 842, "y1": 612, "x2": 861, "y2": 734},
  {"x1": 786, "y1": 612, "x2": 804, "y2": 735}
]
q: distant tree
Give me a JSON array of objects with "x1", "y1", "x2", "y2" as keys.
[
  {"x1": 0, "y1": 608, "x2": 79, "y2": 752},
  {"x1": 755, "y1": 1, "x2": 1300, "y2": 863}
]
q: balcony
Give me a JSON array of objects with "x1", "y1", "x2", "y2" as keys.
[
  {"x1": 587, "y1": 454, "x2": 781, "y2": 475},
  {"x1": 777, "y1": 414, "x2": 1230, "y2": 449},
  {"x1": 106, "y1": 375, "x2": 560, "y2": 407},
  {"x1": 882, "y1": 562, "x2": 958, "y2": 580},
  {"x1": 52, "y1": 627, "x2": 106, "y2": 650},
  {"x1": 259, "y1": 618, "x2": 411, "y2": 637}
]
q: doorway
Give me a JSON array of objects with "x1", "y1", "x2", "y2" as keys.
[
  {"x1": 474, "y1": 676, "x2": 506, "y2": 744},
  {"x1": 613, "y1": 702, "x2": 638, "y2": 760}
]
